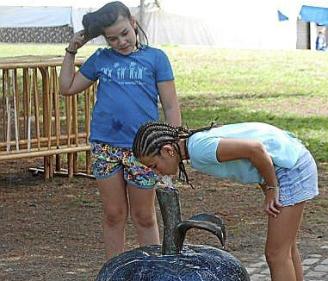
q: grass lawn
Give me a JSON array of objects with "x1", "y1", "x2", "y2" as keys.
[{"x1": 1, "y1": 43, "x2": 327, "y2": 161}]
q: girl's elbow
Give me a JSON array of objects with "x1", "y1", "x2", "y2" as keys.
[
  {"x1": 249, "y1": 142, "x2": 270, "y2": 166},
  {"x1": 60, "y1": 89, "x2": 76, "y2": 96},
  {"x1": 59, "y1": 84, "x2": 73, "y2": 96},
  {"x1": 252, "y1": 142, "x2": 267, "y2": 155},
  {"x1": 59, "y1": 88, "x2": 70, "y2": 96}
]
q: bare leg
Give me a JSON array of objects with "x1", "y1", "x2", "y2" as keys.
[
  {"x1": 128, "y1": 184, "x2": 160, "y2": 246},
  {"x1": 97, "y1": 171, "x2": 128, "y2": 259},
  {"x1": 265, "y1": 202, "x2": 305, "y2": 281},
  {"x1": 292, "y1": 240, "x2": 304, "y2": 281}
]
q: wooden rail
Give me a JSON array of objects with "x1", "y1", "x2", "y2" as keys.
[{"x1": 0, "y1": 56, "x2": 96, "y2": 179}]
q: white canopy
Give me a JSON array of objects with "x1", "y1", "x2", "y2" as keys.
[
  {"x1": 1, "y1": 0, "x2": 325, "y2": 49},
  {"x1": 0, "y1": 6, "x2": 72, "y2": 27}
]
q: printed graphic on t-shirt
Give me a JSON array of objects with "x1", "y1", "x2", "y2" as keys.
[{"x1": 100, "y1": 61, "x2": 147, "y2": 85}]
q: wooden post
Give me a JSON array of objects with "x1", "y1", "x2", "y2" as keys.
[
  {"x1": 1, "y1": 70, "x2": 5, "y2": 144},
  {"x1": 85, "y1": 88, "x2": 91, "y2": 174},
  {"x1": 22, "y1": 68, "x2": 29, "y2": 140},
  {"x1": 72, "y1": 94, "x2": 78, "y2": 174},
  {"x1": 27, "y1": 69, "x2": 33, "y2": 152},
  {"x1": 13, "y1": 69, "x2": 20, "y2": 151},
  {"x1": 40, "y1": 66, "x2": 51, "y2": 179},
  {"x1": 66, "y1": 95, "x2": 73, "y2": 178},
  {"x1": 32, "y1": 69, "x2": 40, "y2": 150},
  {"x1": 47, "y1": 67, "x2": 54, "y2": 178},
  {"x1": 4, "y1": 70, "x2": 11, "y2": 152},
  {"x1": 52, "y1": 67, "x2": 62, "y2": 172}
]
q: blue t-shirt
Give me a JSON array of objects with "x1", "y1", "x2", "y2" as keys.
[
  {"x1": 79, "y1": 46, "x2": 174, "y2": 147},
  {"x1": 187, "y1": 122, "x2": 305, "y2": 184}
]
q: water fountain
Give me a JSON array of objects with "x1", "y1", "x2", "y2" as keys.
[{"x1": 96, "y1": 184, "x2": 250, "y2": 281}]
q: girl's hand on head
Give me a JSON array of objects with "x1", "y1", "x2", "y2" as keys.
[
  {"x1": 67, "y1": 30, "x2": 89, "y2": 52},
  {"x1": 263, "y1": 189, "x2": 282, "y2": 218}
]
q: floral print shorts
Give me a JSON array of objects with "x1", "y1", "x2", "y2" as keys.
[{"x1": 91, "y1": 143, "x2": 158, "y2": 189}]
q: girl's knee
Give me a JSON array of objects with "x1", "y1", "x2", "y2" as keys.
[
  {"x1": 131, "y1": 210, "x2": 157, "y2": 228},
  {"x1": 265, "y1": 247, "x2": 292, "y2": 266},
  {"x1": 103, "y1": 206, "x2": 128, "y2": 227}
]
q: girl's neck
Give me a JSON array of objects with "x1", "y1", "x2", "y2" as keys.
[{"x1": 178, "y1": 140, "x2": 189, "y2": 160}]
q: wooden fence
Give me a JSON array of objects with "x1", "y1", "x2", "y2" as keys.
[{"x1": 0, "y1": 56, "x2": 96, "y2": 179}]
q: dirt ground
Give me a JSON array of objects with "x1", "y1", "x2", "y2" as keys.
[{"x1": 0, "y1": 158, "x2": 327, "y2": 281}]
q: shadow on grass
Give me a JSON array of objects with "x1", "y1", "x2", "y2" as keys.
[{"x1": 180, "y1": 92, "x2": 307, "y2": 102}]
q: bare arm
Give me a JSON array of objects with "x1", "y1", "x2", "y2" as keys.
[
  {"x1": 217, "y1": 138, "x2": 277, "y2": 186},
  {"x1": 59, "y1": 30, "x2": 94, "y2": 96},
  {"x1": 158, "y1": 80, "x2": 181, "y2": 126},
  {"x1": 217, "y1": 138, "x2": 282, "y2": 217}
]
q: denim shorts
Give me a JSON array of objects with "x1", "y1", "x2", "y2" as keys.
[
  {"x1": 91, "y1": 143, "x2": 158, "y2": 189},
  {"x1": 275, "y1": 148, "x2": 319, "y2": 206}
]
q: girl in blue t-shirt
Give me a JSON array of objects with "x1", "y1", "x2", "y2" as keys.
[
  {"x1": 133, "y1": 121, "x2": 319, "y2": 281},
  {"x1": 59, "y1": 1, "x2": 181, "y2": 259}
]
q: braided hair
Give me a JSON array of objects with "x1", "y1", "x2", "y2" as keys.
[{"x1": 133, "y1": 121, "x2": 218, "y2": 186}]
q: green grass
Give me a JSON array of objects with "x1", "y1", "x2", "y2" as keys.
[
  {"x1": 0, "y1": 43, "x2": 98, "y2": 58},
  {"x1": 165, "y1": 47, "x2": 328, "y2": 162},
  {"x1": 1, "y1": 43, "x2": 328, "y2": 161}
]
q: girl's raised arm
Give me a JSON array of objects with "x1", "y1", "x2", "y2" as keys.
[{"x1": 59, "y1": 31, "x2": 94, "y2": 96}]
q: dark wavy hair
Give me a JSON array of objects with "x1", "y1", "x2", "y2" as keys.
[{"x1": 82, "y1": 1, "x2": 148, "y2": 46}]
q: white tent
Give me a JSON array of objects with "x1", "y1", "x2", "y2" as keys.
[
  {"x1": 0, "y1": 0, "x2": 326, "y2": 49},
  {"x1": 141, "y1": 0, "x2": 297, "y2": 49}
]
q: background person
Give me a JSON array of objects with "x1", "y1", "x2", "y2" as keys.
[{"x1": 315, "y1": 31, "x2": 327, "y2": 51}]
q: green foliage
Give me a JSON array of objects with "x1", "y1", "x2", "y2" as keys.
[{"x1": 1, "y1": 44, "x2": 327, "y2": 161}]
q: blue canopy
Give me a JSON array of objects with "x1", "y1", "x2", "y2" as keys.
[{"x1": 300, "y1": 5, "x2": 328, "y2": 26}]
